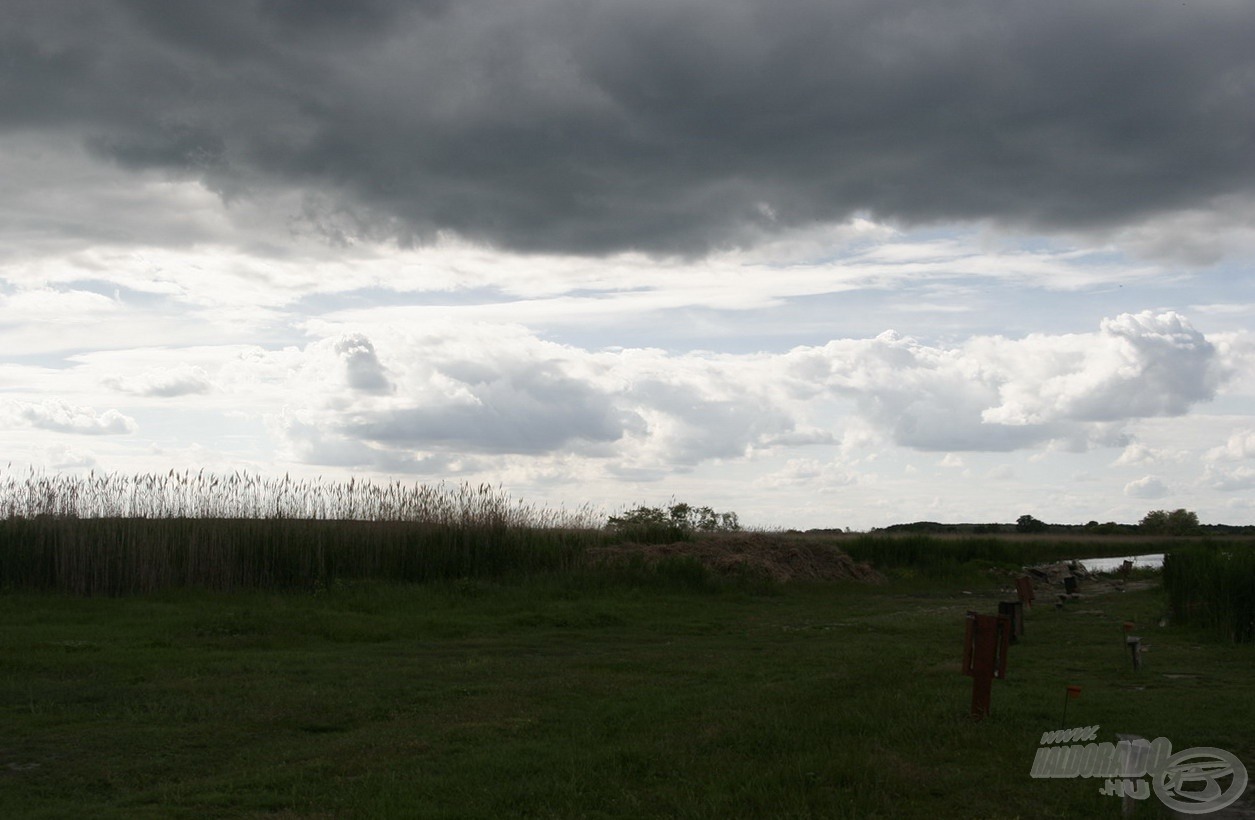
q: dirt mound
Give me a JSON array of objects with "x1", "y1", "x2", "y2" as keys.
[
  {"x1": 1024, "y1": 560, "x2": 1094, "y2": 585},
  {"x1": 587, "y1": 532, "x2": 885, "y2": 584}
]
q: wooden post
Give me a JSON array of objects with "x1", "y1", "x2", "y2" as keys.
[
  {"x1": 1014, "y1": 576, "x2": 1035, "y2": 609},
  {"x1": 1127, "y1": 636, "x2": 1142, "y2": 671},
  {"x1": 962, "y1": 612, "x2": 1010, "y2": 719},
  {"x1": 998, "y1": 600, "x2": 1024, "y2": 642}
]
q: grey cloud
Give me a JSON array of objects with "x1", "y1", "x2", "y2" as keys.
[
  {"x1": 762, "y1": 429, "x2": 837, "y2": 448},
  {"x1": 281, "y1": 413, "x2": 473, "y2": 473},
  {"x1": 341, "y1": 362, "x2": 638, "y2": 455},
  {"x1": 334, "y1": 334, "x2": 393, "y2": 394},
  {"x1": 1203, "y1": 465, "x2": 1255, "y2": 492},
  {"x1": 1124, "y1": 475, "x2": 1170, "y2": 500},
  {"x1": 6, "y1": 0, "x2": 1255, "y2": 255},
  {"x1": 625, "y1": 377, "x2": 797, "y2": 464},
  {"x1": 44, "y1": 445, "x2": 97, "y2": 469},
  {"x1": 273, "y1": 330, "x2": 790, "y2": 467}
]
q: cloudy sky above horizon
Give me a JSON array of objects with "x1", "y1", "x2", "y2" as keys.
[{"x1": 4, "y1": 0, "x2": 1255, "y2": 529}]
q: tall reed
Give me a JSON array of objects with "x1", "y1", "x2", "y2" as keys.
[
  {"x1": 1163, "y1": 544, "x2": 1255, "y2": 643},
  {"x1": 0, "y1": 470, "x2": 604, "y2": 595}
]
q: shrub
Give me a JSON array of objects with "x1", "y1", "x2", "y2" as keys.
[{"x1": 606, "y1": 502, "x2": 740, "y2": 544}]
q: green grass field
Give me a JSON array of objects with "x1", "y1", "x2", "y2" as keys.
[{"x1": 3, "y1": 564, "x2": 1252, "y2": 819}]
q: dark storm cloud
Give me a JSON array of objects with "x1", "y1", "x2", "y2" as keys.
[{"x1": 6, "y1": 0, "x2": 1255, "y2": 255}]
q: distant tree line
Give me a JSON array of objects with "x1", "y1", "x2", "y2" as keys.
[{"x1": 866, "y1": 509, "x2": 1253, "y2": 536}]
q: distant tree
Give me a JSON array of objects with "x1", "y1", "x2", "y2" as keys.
[
  {"x1": 1140, "y1": 509, "x2": 1200, "y2": 535},
  {"x1": 1167, "y1": 509, "x2": 1200, "y2": 534},
  {"x1": 682, "y1": 503, "x2": 741, "y2": 533},
  {"x1": 1016, "y1": 514, "x2": 1047, "y2": 533},
  {"x1": 607, "y1": 501, "x2": 741, "y2": 543},
  {"x1": 1140, "y1": 510, "x2": 1170, "y2": 533}
]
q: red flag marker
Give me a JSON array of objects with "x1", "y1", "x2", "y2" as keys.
[{"x1": 1062, "y1": 685, "x2": 1082, "y2": 727}]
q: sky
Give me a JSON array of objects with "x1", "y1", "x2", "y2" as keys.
[{"x1": 3, "y1": 0, "x2": 1255, "y2": 529}]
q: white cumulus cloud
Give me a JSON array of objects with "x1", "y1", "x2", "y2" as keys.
[
  {"x1": 1124, "y1": 475, "x2": 1170, "y2": 500},
  {"x1": 208, "y1": 312, "x2": 1238, "y2": 479},
  {"x1": 783, "y1": 312, "x2": 1226, "y2": 453},
  {"x1": 104, "y1": 364, "x2": 213, "y2": 397},
  {"x1": 1207, "y1": 428, "x2": 1255, "y2": 462},
  {"x1": 5, "y1": 400, "x2": 136, "y2": 436}
]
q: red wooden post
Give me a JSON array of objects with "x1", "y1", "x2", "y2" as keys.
[
  {"x1": 1015, "y1": 576, "x2": 1035, "y2": 609},
  {"x1": 963, "y1": 612, "x2": 1011, "y2": 719}
]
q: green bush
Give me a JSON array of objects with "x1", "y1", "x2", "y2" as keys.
[{"x1": 605, "y1": 502, "x2": 740, "y2": 544}]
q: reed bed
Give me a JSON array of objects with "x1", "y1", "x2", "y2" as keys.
[
  {"x1": 0, "y1": 469, "x2": 600, "y2": 525},
  {"x1": 842, "y1": 534, "x2": 1012, "y2": 571},
  {"x1": 0, "y1": 470, "x2": 604, "y2": 595},
  {"x1": 1163, "y1": 544, "x2": 1255, "y2": 643},
  {"x1": 840, "y1": 533, "x2": 1176, "y2": 572}
]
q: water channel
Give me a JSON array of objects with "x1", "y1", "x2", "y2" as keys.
[{"x1": 1073, "y1": 553, "x2": 1164, "y2": 573}]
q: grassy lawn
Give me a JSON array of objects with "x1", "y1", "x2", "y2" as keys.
[{"x1": 2, "y1": 570, "x2": 1252, "y2": 818}]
